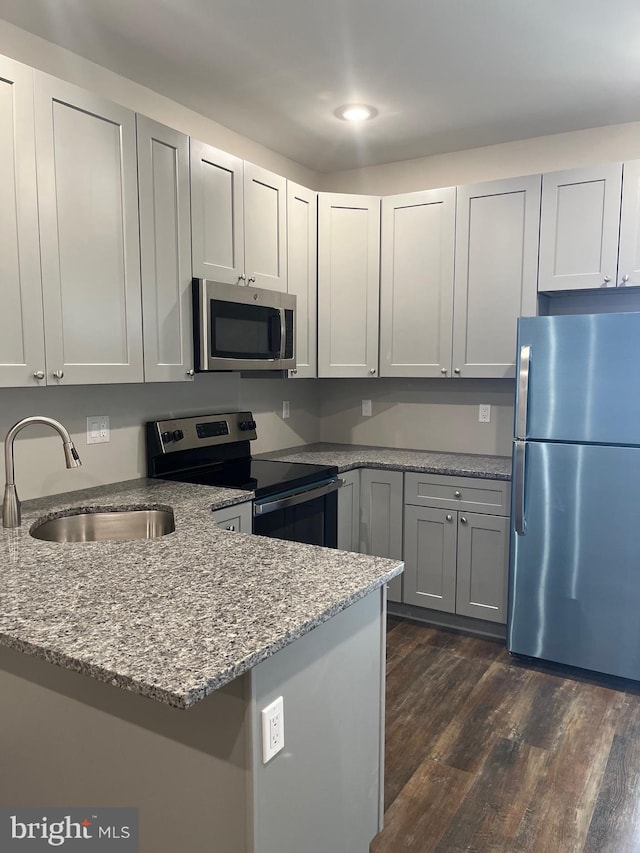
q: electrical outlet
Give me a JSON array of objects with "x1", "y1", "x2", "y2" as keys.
[
  {"x1": 86, "y1": 415, "x2": 110, "y2": 444},
  {"x1": 479, "y1": 404, "x2": 491, "y2": 423},
  {"x1": 282, "y1": 400, "x2": 290, "y2": 419},
  {"x1": 362, "y1": 399, "x2": 372, "y2": 417},
  {"x1": 261, "y1": 696, "x2": 285, "y2": 763}
]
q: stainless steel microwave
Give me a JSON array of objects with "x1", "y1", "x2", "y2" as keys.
[{"x1": 193, "y1": 279, "x2": 296, "y2": 372}]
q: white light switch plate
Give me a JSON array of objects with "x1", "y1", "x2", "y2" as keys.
[{"x1": 86, "y1": 415, "x2": 110, "y2": 444}]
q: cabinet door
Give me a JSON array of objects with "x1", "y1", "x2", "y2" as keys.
[
  {"x1": 337, "y1": 469, "x2": 360, "y2": 553},
  {"x1": 360, "y1": 469, "x2": 403, "y2": 602},
  {"x1": 244, "y1": 162, "x2": 287, "y2": 292},
  {"x1": 190, "y1": 139, "x2": 244, "y2": 284},
  {"x1": 318, "y1": 193, "x2": 380, "y2": 378},
  {"x1": 0, "y1": 56, "x2": 45, "y2": 387},
  {"x1": 403, "y1": 505, "x2": 457, "y2": 612},
  {"x1": 212, "y1": 502, "x2": 252, "y2": 533},
  {"x1": 538, "y1": 163, "x2": 622, "y2": 292},
  {"x1": 287, "y1": 182, "x2": 317, "y2": 378},
  {"x1": 137, "y1": 116, "x2": 193, "y2": 382},
  {"x1": 617, "y1": 160, "x2": 640, "y2": 288},
  {"x1": 380, "y1": 188, "x2": 455, "y2": 377},
  {"x1": 453, "y1": 175, "x2": 541, "y2": 379},
  {"x1": 35, "y1": 73, "x2": 143, "y2": 384},
  {"x1": 455, "y1": 512, "x2": 508, "y2": 624}
]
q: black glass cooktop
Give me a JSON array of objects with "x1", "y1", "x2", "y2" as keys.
[{"x1": 163, "y1": 458, "x2": 338, "y2": 499}]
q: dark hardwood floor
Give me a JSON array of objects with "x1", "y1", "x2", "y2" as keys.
[{"x1": 371, "y1": 616, "x2": 640, "y2": 853}]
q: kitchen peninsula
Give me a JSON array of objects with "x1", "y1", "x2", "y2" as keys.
[{"x1": 0, "y1": 478, "x2": 402, "y2": 853}]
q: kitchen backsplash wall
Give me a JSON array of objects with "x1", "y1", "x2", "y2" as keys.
[
  {"x1": 0, "y1": 376, "x2": 322, "y2": 501},
  {"x1": 319, "y1": 379, "x2": 515, "y2": 457}
]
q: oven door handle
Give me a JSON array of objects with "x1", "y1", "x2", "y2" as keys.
[{"x1": 253, "y1": 478, "x2": 343, "y2": 516}]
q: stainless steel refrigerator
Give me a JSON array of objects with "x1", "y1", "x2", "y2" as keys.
[{"x1": 508, "y1": 312, "x2": 640, "y2": 679}]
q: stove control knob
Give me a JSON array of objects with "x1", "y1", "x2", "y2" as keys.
[
  {"x1": 239, "y1": 421, "x2": 250, "y2": 431},
  {"x1": 161, "y1": 431, "x2": 172, "y2": 444},
  {"x1": 172, "y1": 429, "x2": 184, "y2": 442},
  {"x1": 249, "y1": 419, "x2": 256, "y2": 430}
]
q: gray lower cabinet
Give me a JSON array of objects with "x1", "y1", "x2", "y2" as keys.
[
  {"x1": 337, "y1": 469, "x2": 360, "y2": 552},
  {"x1": 403, "y1": 473, "x2": 510, "y2": 624},
  {"x1": 212, "y1": 502, "x2": 252, "y2": 533},
  {"x1": 360, "y1": 469, "x2": 403, "y2": 603}
]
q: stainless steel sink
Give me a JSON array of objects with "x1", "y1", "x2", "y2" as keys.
[{"x1": 30, "y1": 507, "x2": 175, "y2": 543}]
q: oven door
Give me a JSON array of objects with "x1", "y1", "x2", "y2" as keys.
[
  {"x1": 194, "y1": 278, "x2": 295, "y2": 371},
  {"x1": 252, "y1": 479, "x2": 340, "y2": 548}
]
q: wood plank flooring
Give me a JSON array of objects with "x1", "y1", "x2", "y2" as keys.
[{"x1": 371, "y1": 616, "x2": 640, "y2": 853}]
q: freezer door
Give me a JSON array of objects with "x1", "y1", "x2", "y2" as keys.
[
  {"x1": 516, "y1": 313, "x2": 640, "y2": 445},
  {"x1": 508, "y1": 441, "x2": 640, "y2": 680}
]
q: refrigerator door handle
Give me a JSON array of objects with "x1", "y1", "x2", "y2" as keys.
[
  {"x1": 514, "y1": 440, "x2": 527, "y2": 535},
  {"x1": 516, "y1": 345, "x2": 531, "y2": 440}
]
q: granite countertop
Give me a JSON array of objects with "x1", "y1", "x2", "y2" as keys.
[
  {"x1": 0, "y1": 478, "x2": 402, "y2": 710},
  {"x1": 260, "y1": 443, "x2": 512, "y2": 481}
]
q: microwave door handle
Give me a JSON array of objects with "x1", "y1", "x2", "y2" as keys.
[
  {"x1": 279, "y1": 308, "x2": 286, "y2": 360},
  {"x1": 199, "y1": 280, "x2": 209, "y2": 369}
]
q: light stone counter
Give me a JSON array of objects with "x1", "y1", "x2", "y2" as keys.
[
  {"x1": 261, "y1": 442, "x2": 511, "y2": 480},
  {"x1": 0, "y1": 478, "x2": 402, "y2": 709}
]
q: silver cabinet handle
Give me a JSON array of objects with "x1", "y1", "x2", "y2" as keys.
[
  {"x1": 226, "y1": 524, "x2": 236, "y2": 532},
  {"x1": 369, "y1": 368, "x2": 376, "y2": 375},
  {"x1": 620, "y1": 274, "x2": 630, "y2": 286},
  {"x1": 291, "y1": 368, "x2": 298, "y2": 375},
  {"x1": 514, "y1": 440, "x2": 527, "y2": 535},
  {"x1": 460, "y1": 516, "x2": 468, "y2": 525},
  {"x1": 52, "y1": 370, "x2": 64, "y2": 379},
  {"x1": 454, "y1": 490, "x2": 461, "y2": 498},
  {"x1": 248, "y1": 275, "x2": 256, "y2": 284},
  {"x1": 33, "y1": 370, "x2": 45, "y2": 380},
  {"x1": 603, "y1": 275, "x2": 611, "y2": 285},
  {"x1": 516, "y1": 345, "x2": 531, "y2": 440},
  {"x1": 237, "y1": 274, "x2": 246, "y2": 284},
  {"x1": 446, "y1": 514, "x2": 453, "y2": 522},
  {"x1": 440, "y1": 367, "x2": 447, "y2": 375},
  {"x1": 186, "y1": 369, "x2": 195, "y2": 377},
  {"x1": 453, "y1": 368, "x2": 461, "y2": 375}
]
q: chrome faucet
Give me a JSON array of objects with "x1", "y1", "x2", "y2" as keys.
[{"x1": 3, "y1": 416, "x2": 82, "y2": 528}]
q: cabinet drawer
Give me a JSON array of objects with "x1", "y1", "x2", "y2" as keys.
[{"x1": 404, "y1": 472, "x2": 510, "y2": 515}]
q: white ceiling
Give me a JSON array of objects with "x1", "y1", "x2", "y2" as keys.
[{"x1": 2, "y1": 0, "x2": 640, "y2": 173}]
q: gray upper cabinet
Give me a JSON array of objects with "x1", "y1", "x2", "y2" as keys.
[
  {"x1": 0, "y1": 56, "x2": 45, "y2": 387},
  {"x1": 380, "y1": 188, "x2": 456, "y2": 378},
  {"x1": 190, "y1": 140, "x2": 244, "y2": 284},
  {"x1": 190, "y1": 143, "x2": 287, "y2": 291},
  {"x1": 34, "y1": 73, "x2": 143, "y2": 385},
  {"x1": 616, "y1": 160, "x2": 640, "y2": 288},
  {"x1": 137, "y1": 115, "x2": 193, "y2": 382},
  {"x1": 318, "y1": 193, "x2": 380, "y2": 378},
  {"x1": 453, "y1": 175, "x2": 541, "y2": 379},
  {"x1": 538, "y1": 163, "x2": 622, "y2": 292},
  {"x1": 244, "y1": 162, "x2": 287, "y2": 292},
  {"x1": 287, "y1": 182, "x2": 317, "y2": 378}
]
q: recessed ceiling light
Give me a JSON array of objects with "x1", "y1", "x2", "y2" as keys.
[{"x1": 334, "y1": 104, "x2": 378, "y2": 122}]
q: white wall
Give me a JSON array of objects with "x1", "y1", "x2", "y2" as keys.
[
  {"x1": 240, "y1": 378, "x2": 321, "y2": 455},
  {"x1": 319, "y1": 379, "x2": 515, "y2": 457},
  {"x1": 320, "y1": 122, "x2": 640, "y2": 195},
  {"x1": 0, "y1": 19, "x2": 318, "y2": 187}
]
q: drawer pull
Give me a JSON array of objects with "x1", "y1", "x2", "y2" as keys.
[
  {"x1": 460, "y1": 516, "x2": 468, "y2": 525},
  {"x1": 446, "y1": 514, "x2": 453, "y2": 522},
  {"x1": 454, "y1": 490, "x2": 461, "y2": 498}
]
